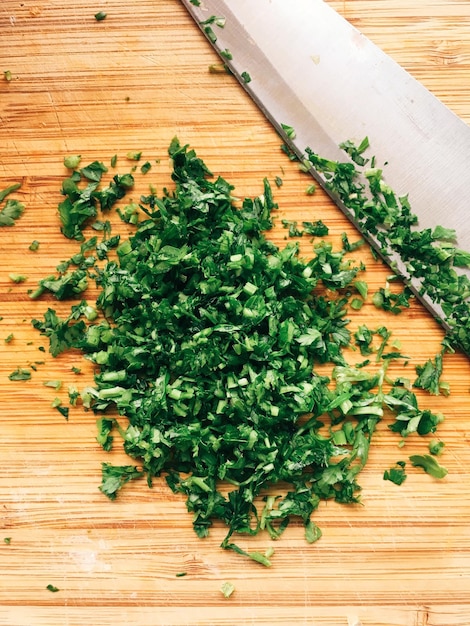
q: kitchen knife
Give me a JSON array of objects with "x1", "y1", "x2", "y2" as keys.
[{"x1": 180, "y1": 0, "x2": 470, "y2": 347}]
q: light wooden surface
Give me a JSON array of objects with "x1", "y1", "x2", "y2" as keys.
[{"x1": 1, "y1": 1, "x2": 470, "y2": 625}]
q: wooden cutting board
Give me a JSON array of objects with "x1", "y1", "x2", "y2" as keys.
[{"x1": 1, "y1": 1, "x2": 470, "y2": 624}]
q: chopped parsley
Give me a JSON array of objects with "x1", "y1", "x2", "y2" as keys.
[
  {"x1": 8, "y1": 368, "x2": 31, "y2": 381},
  {"x1": 126, "y1": 151, "x2": 142, "y2": 161},
  {"x1": 0, "y1": 183, "x2": 24, "y2": 226},
  {"x1": 409, "y1": 454, "x2": 448, "y2": 479},
  {"x1": 414, "y1": 351, "x2": 449, "y2": 396},
  {"x1": 220, "y1": 48, "x2": 233, "y2": 60},
  {"x1": 63, "y1": 155, "x2": 81, "y2": 169},
  {"x1": 220, "y1": 582, "x2": 235, "y2": 598},
  {"x1": 9, "y1": 273, "x2": 27, "y2": 283},
  {"x1": 140, "y1": 161, "x2": 152, "y2": 174},
  {"x1": 99, "y1": 463, "x2": 144, "y2": 500},
  {"x1": 372, "y1": 286, "x2": 412, "y2": 315},
  {"x1": 383, "y1": 461, "x2": 407, "y2": 485},
  {"x1": 429, "y1": 439, "x2": 445, "y2": 456},
  {"x1": 44, "y1": 380, "x2": 62, "y2": 390},
  {"x1": 200, "y1": 15, "x2": 226, "y2": 28},
  {"x1": 305, "y1": 139, "x2": 470, "y2": 355},
  {"x1": 29, "y1": 140, "x2": 453, "y2": 564}
]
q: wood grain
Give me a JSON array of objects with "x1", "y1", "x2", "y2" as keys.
[{"x1": 1, "y1": 1, "x2": 470, "y2": 624}]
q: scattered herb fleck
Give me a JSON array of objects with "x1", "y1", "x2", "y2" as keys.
[
  {"x1": 414, "y1": 351, "x2": 449, "y2": 396},
  {"x1": 0, "y1": 183, "x2": 24, "y2": 227},
  {"x1": 99, "y1": 463, "x2": 144, "y2": 500},
  {"x1": 350, "y1": 297, "x2": 363, "y2": 311},
  {"x1": 63, "y1": 155, "x2": 81, "y2": 169},
  {"x1": 220, "y1": 48, "x2": 233, "y2": 60},
  {"x1": 372, "y1": 286, "x2": 412, "y2": 315},
  {"x1": 140, "y1": 161, "x2": 152, "y2": 174},
  {"x1": 96, "y1": 418, "x2": 115, "y2": 452},
  {"x1": 9, "y1": 367, "x2": 31, "y2": 381},
  {"x1": 44, "y1": 380, "x2": 62, "y2": 391},
  {"x1": 220, "y1": 581, "x2": 235, "y2": 599},
  {"x1": 281, "y1": 219, "x2": 303, "y2": 237},
  {"x1": 94, "y1": 11, "x2": 107, "y2": 21},
  {"x1": 339, "y1": 136, "x2": 370, "y2": 166},
  {"x1": 281, "y1": 123, "x2": 296, "y2": 140},
  {"x1": 383, "y1": 461, "x2": 407, "y2": 485},
  {"x1": 9, "y1": 273, "x2": 27, "y2": 283},
  {"x1": 203, "y1": 25, "x2": 217, "y2": 44},
  {"x1": 209, "y1": 63, "x2": 227, "y2": 74},
  {"x1": 429, "y1": 439, "x2": 445, "y2": 456},
  {"x1": 200, "y1": 15, "x2": 226, "y2": 28},
  {"x1": 409, "y1": 454, "x2": 447, "y2": 479},
  {"x1": 302, "y1": 220, "x2": 328, "y2": 237},
  {"x1": 354, "y1": 280, "x2": 368, "y2": 300},
  {"x1": 46, "y1": 584, "x2": 59, "y2": 593}
]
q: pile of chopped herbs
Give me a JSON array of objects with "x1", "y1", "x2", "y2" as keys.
[{"x1": 30, "y1": 139, "x2": 449, "y2": 565}]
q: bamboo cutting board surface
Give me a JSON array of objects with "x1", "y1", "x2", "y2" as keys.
[{"x1": 1, "y1": 1, "x2": 470, "y2": 625}]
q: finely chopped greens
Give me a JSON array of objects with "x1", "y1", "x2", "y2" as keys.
[
  {"x1": 31, "y1": 139, "x2": 448, "y2": 564},
  {"x1": 305, "y1": 145, "x2": 470, "y2": 354}
]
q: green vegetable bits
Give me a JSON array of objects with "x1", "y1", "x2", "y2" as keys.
[{"x1": 31, "y1": 139, "x2": 448, "y2": 564}]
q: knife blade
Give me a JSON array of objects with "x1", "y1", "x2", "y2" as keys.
[{"x1": 180, "y1": 0, "x2": 470, "y2": 346}]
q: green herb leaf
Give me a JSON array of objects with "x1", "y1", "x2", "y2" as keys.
[
  {"x1": 383, "y1": 462, "x2": 407, "y2": 485},
  {"x1": 63, "y1": 155, "x2": 81, "y2": 169},
  {"x1": 9, "y1": 368, "x2": 31, "y2": 381},
  {"x1": 428, "y1": 439, "x2": 445, "y2": 456},
  {"x1": 0, "y1": 199, "x2": 24, "y2": 226},
  {"x1": 220, "y1": 581, "x2": 235, "y2": 598},
  {"x1": 409, "y1": 454, "x2": 448, "y2": 479},
  {"x1": 414, "y1": 352, "x2": 448, "y2": 396},
  {"x1": 99, "y1": 463, "x2": 144, "y2": 500}
]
